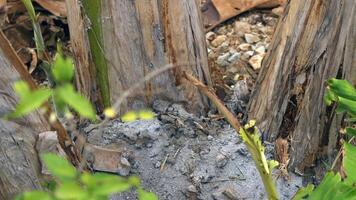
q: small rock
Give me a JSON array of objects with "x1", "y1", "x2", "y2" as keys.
[
  {"x1": 211, "y1": 35, "x2": 227, "y2": 47},
  {"x1": 207, "y1": 135, "x2": 214, "y2": 141},
  {"x1": 244, "y1": 33, "x2": 260, "y2": 44},
  {"x1": 241, "y1": 51, "x2": 254, "y2": 61},
  {"x1": 187, "y1": 185, "x2": 198, "y2": 193},
  {"x1": 227, "y1": 52, "x2": 240, "y2": 63},
  {"x1": 223, "y1": 187, "x2": 239, "y2": 200},
  {"x1": 212, "y1": 191, "x2": 225, "y2": 200},
  {"x1": 118, "y1": 157, "x2": 131, "y2": 176},
  {"x1": 236, "y1": 147, "x2": 248, "y2": 156},
  {"x1": 238, "y1": 43, "x2": 251, "y2": 51},
  {"x1": 216, "y1": 52, "x2": 231, "y2": 67},
  {"x1": 234, "y1": 21, "x2": 251, "y2": 37},
  {"x1": 255, "y1": 46, "x2": 266, "y2": 54},
  {"x1": 215, "y1": 154, "x2": 228, "y2": 168},
  {"x1": 206, "y1": 31, "x2": 216, "y2": 41},
  {"x1": 272, "y1": 6, "x2": 284, "y2": 16},
  {"x1": 154, "y1": 161, "x2": 161, "y2": 168},
  {"x1": 249, "y1": 54, "x2": 264, "y2": 70}
]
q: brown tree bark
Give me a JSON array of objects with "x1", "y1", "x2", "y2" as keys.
[
  {"x1": 247, "y1": 0, "x2": 356, "y2": 173},
  {"x1": 0, "y1": 31, "x2": 49, "y2": 199},
  {"x1": 67, "y1": 0, "x2": 211, "y2": 115}
]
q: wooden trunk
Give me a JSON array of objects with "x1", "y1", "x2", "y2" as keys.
[
  {"x1": 0, "y1": 32, "x2": 49, "y2": 199},
  {"x1": 67, "y1": 0, "x2": 211, "y2": 115},
  {"x1": 247, "y1": 0, "x2": 356, "y2": 172}
]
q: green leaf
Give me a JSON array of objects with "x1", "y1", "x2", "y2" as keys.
[
  {"x1": 324, "y1": 89, "x2": 337, "y2": 106},
  {"x1": 307, "y1": 172, "x2": 341, "y2": 200},
  {"x1": 52, "y1": 53, "x2": 75, "y2": 83},
  {"x1": 13, "y1": 81, "x2": 31, "y2": 99},
  {"x1": 121, "y1": 111, "x2": 138, "y2": 122},
  {"x1": 267, "y1": 160, "x2": 279, "y2": 172},
  {"x1": 56, "y1": 84, "x2": 96, "y2": 120},
  {"x1": 138, "y1": 110, "x2": 155, "y2": 120},
  {"x1": 16, "y1": 191, "x2": 53, "y2": 200},
  {"x1": 137, "y1": 188, "x2": 158, "y2": 200},
  {"x1": 54, "y1": 182, "x2": 87, "y2": 199},
  {"x1": 346, "y1": 128, "x2": 356, "y2": 137},
  {"x1": 21, "y1": 0, "x2": 36, "y2": 21},
  {"x1": 293, "y1": 184, "x2": 314, "y2": 200},
  {"x1": 93, "y1": 181, "x2": 131, "y2": 196},
  {"x1": 328, "y1": 79, "x2": 356, "y2": 101},
  {"x1": 9, "y1": 88, "x2": 51, "y2": 118},
  {"x1": 337, "y1": 97, "x2": 356, "y2": 116},
  {"x1": 343, "y1": 143, "x2": 356, "y2": 184},
  {"x1": 42, "y1": 153, "x2": 77, "y2": 181}
]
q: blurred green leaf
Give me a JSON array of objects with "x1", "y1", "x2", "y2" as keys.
[
  {"x1": 293, "y1": 184, "x2": 314, "y2": 200},
  {"x1": 138, "y1": 110, "x2": 155, "y2": 120},
  {"x1": 13, "y1": 81, "x2": 31, "y2": 99},
  {"x1": 344, "y1": 143, "x2": 356, "y2": 184},
  {"x1": 42, "y1": 153, "x2": 77, "y2": 181},
  {"x1": 346, "y1": 127, "x2": 356, "y2": 137},
  {"x1": 328, "y1": 79, "x2": 356, "y2": 101},
  {"x1": 337, "y1": 97, "x2": 356, "y2": 116},
  {"x1": 93, "y1": 181, "x2": 131, "y2": 196},
  {"x1": 324, "y1": 89, "x2": 337, "y2": 106},
  {"x1": 9, "y1": 87, "x2": 51, "y2": 118},
  {"x1": 54, "y1": 182, "x2": 87, "y2": 199},
  {"x1": 306, "y1": 172, "x2": 341, "y2": 199},
  {"x1": 52, "y1": 53, "x2": 75, "y2": 83},
  {"x1": 56, "y1": 84, "x2": 96, "y2": 120},
  {"x1": 16, "y1": 191, "x2": 53, "y2": 200},
  {"x1": 121, "y1": 111, "x2": 137, "y2": 122},
  {"x1": 137, "y1": 188, "x2": 158, "y2": 200}
]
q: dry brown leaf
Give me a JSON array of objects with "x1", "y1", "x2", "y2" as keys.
[
  {"x1": 202, "y1": 0, "x2": 286, "y2": 31},
  {"x1": 35, "y1": 0, "x2": 66, "y2": 17}
]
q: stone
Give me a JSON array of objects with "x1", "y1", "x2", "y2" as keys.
[
  {"x1": 215, "y1": 154, "x2": 228, "y2": 168},
  {"x1": 244, "y1": 33, "x2": 260, "y2": 44},
  {"x1": 255, "y1": 46, "x2": 266, "y2": 54},
  {"x1": 237, "y1": 43, "x2": 251, "y2": 51},
  {"x1": 223, "y1": 187, "x2": 239, "y2": 200},
  {"x1": 272, "y1": 6, "x2": 284, "y2": 16},
  {"x1": 187, "y1": 185, "x2": 198, "y2": 193},
  {"x1": 249, "y1": 54, "x2": 264, "y2": 70},
  {"x1": 211, "y1": 35, "x2": 227, "y2": 47},
  {"x1": 227, "y1": 52, "x2": 241, "y2": 63},
  {"x1": 234, "y1": 21, "x2": 251, "y2": 37},
  {"x1": 206, "y1": 31, "x2": 216, "y2": 41},
  {"x1": 241, "y1": 51, "x2": 254, "y2": 61},
  {"x1": 216, "y1": 52, "x2": 231, "y2": 67},
  {"x1": 207, "y1": 135, "x2": 214, "y2": 141}
]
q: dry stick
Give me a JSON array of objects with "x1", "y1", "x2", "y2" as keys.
[
  {"x1": 0, "y1": 31, "x2": 81, "y2": 165},
  {"x1": 184, "y1": 72, "x2": 278, "y2": 200},
  {"x1": 183, "y1": 72, "x2": 242, "y2": 131}
]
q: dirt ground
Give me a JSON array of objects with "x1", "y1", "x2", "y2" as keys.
[{"x1": 84, "y1": 99, "x2": 302, "y2": 200}]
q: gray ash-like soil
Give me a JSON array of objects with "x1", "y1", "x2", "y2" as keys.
[{"x1": 85, "y1": 100, "x2": 302, "y2": 200}]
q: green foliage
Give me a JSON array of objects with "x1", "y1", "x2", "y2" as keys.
[
  {"x1": 6, "y1": 81, "x2": 51, "y2": 118},
  {"x1": 15, "y1": 154, "x2": 157, "y2": 200},
  {"x1": 239, "y1": 120, "x2": 279, "y2": 199},
  {"x1": 7, "y1": 51, "x2": 96, "y2": 120},
  {"x1": 52, "y1": 54, "x2": 75, "y2": 83},
  {"x1": 21, "y1": 0, "x2": 45, "y2": 57},
  {"x1": 121, "y1": 110, "x2": 155, "y2": 122},
  {"x1": 293, "y1": 79, "x2": 356, "y2": 200}
]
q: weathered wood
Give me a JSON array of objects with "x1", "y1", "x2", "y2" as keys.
[
  {"x1": 0, "y1": 32, "x2": 50, "y2": 199},
  {"x1": 247, "y1": 0, "x2": 356, "y2": 172},
  {"x1": 67, "y1": 0, "x2": 211, "y2": 115}
]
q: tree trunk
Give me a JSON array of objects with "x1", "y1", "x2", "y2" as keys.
[
  {"x1": 247, "y1": 0, "x2": 356, "y2": 173},
  {"x1": 67, "y1": 0, "x2": 211, "y2": 115},
  {"x1": 0, "y1": 31, "x2": 49, "y2": 199}
]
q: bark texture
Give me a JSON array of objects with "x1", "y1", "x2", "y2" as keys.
[
  {"x1": 248, "y1": 0, "x2": 356, "y2": 172},
  {"x1": 0, "y1": 31, "x2": 49, "y2": 199},
  {"x1": 68, "y1": 0, "x2": 211, "y2": 115}
]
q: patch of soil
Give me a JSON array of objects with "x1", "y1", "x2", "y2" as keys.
[{"x1": 85, "y1": 100, "x2": 302, "y2": 200}]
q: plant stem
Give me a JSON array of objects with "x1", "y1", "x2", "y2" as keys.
[{"x1": 82, "y1": 0, "x2": 111, "y2": 107}]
